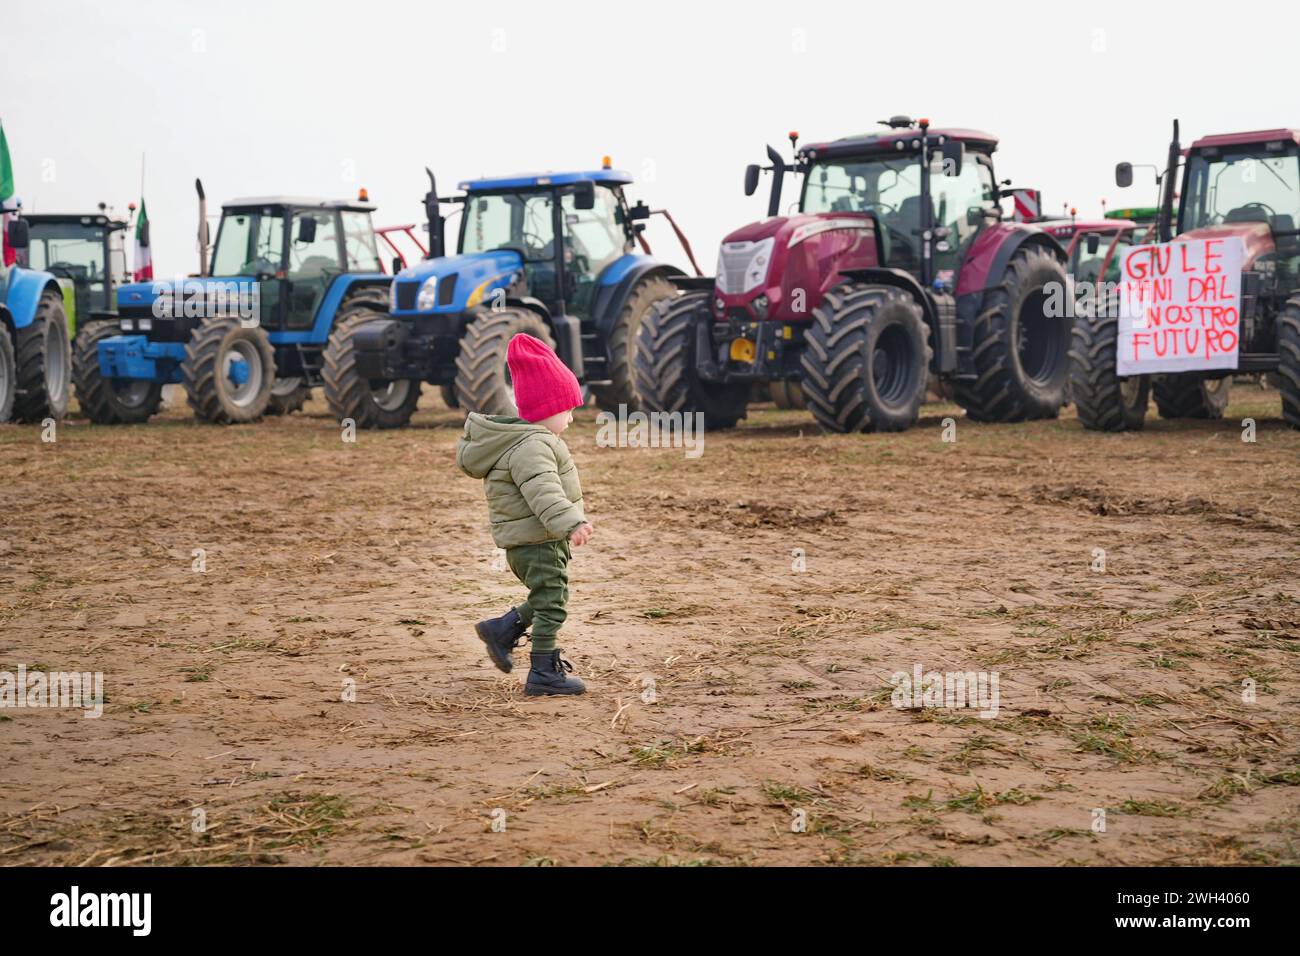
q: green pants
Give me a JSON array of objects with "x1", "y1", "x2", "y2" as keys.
[{"x1": 506, "y1": 540, "x2": 571, "y2": 653}]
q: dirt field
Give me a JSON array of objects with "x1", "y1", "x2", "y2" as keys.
[{"x1": 2, "y1": 385, "x2": 1298, "y2": 867}]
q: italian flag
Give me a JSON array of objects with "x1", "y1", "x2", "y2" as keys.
[
  {"x1": 133, "y1": 198, "x2": 153, "y2": 281},
  {"x1": 0, "y1": 119, "x2": 15, "y2": 267}
]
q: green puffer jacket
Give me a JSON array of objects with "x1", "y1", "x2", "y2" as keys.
[{"x1": 456, "y1": 414, "x2": 587, "y2": 548}]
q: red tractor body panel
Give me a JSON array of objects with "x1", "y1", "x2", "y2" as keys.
[
  {"x1": 1170, "y1": 221, "x2": 1275, "y2": 268},
  {"x1": 714, "y1": 212, "x2": 880, "y2": 323},
  {"x1": 1188, "y1": 128, "x2": 1300, "y2": 150}
]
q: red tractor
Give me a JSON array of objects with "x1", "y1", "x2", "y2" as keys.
[
  {"x1": 634, "y1": 117, "x2": 1071, "y2": 432},
  {"x1": 1072, "y1": 121, "x2": 1300, "y2": 430}
]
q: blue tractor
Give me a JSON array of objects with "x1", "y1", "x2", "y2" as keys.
[
  {"x1": 75, "y1": 183, "x2": 392, "y2": 423},
  {"x1": 0, "y1": 216, "x2": 72, "y2": 422},
  {"x1": 323, "y1": 163, "x2": 700, "y2": 426}
]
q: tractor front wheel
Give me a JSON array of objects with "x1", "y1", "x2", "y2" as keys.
[
  {"x1": 322, "y1": 310, "x2": 422, "y2": 429},
  {"x1": 1279, "y1": 298, "x2": 1300, "y2": 429},
  {"x1": 1152, "y1": 373, "x2": 1230, "y2": 420},
  {"x1": 953, "y1": 244, "x2": 1070, "y2": 422},
  {"x1": 633, "y1": 292, "x2": 749, "y2": 429},
  {"x1": 590, "y1": 274, "x2": 675, "y2": 414},
  {"x1": 1068, "y1": 307, "x2": 1148, "y2": 432},
  {"x1": 800, "y1": 283, "x2": 931, "y2": 433},
  {"x1": 72, "y1": 321, "x2": 164, "y2": 424},
  {"x1": 183, "y1": 317, "x2": 276, "y2": 423},
  {"x1": 13, "y1": 289, "x2": 72, "y2": 422},
  {"x1": 0, "y1": 330, "x2": 15, "y2": 422},
  {"x1": 455, "y1": 308, "x2": 556, "y2": 416}
]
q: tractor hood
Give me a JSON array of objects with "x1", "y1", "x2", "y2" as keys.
[
  {"x1": 713, "y1": 212, "x2": 879, "y2": 323},
  {"x1": 391, "y1": 249, "x2": 524, "y2": 314},
  {"x1": 116, "y1": 275, "x2": 260, "y2": 317},
  {"x1": 1173, "y1": 222, "x2": 1275, "y2": 269}
]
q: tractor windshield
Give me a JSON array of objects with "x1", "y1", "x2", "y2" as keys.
[
  {"x1": 801, "y1": 151, "x2": 997, "y2": 277},
  {"x1": 1182, "y1": 145, "x2": 1300, "y2": 233},
  {"x1": 27, "y1": 222, "x2": 110, "y2": 309},
  {"x1": 212, "y1": 210, "x2": 285, "y2": 277},
  {"x1": 460, "y1": 191, "x2": 556, "y2": 262}
]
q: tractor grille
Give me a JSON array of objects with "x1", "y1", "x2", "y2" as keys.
[
  {"x1": 720, "y1": 244, "x2": 757, "y2": 293},
  {"x1": 395, "y1": 281, "x2": 418, "y2": 312}
]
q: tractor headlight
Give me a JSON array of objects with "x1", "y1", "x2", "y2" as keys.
[{"x1": 416, "y1": 276, "x2": 439, "y2": 311}]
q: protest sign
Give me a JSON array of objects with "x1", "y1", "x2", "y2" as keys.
[{"x1": 1117, "y1": 236, "x2": 1245, "y2": 375}]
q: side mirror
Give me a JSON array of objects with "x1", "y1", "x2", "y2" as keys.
[
  {"x1": 628, "y1": 201, "x2": 651, "y2": 221},
  {"x1": 392, "y1": 256, "x2": 404, "y2": 275},
  {"x1": 573, "y1": 180, "x2": 596, "y2": 211},
  {"x1": 940, "y1": 141, "x2": 965, "y2": 177},
  {"x1": 1115, "y1": 162, "x2": 1134, "y2": 188},
  {"x1": 5, "y1": 217, "x2": 30, "y2": 250},
  {"x1": 297, "y1": 216, "x2": 317, "y2": 244},
  {"x1": 744, "y1": 164, "x2": 761, "y2": 196},
  {"x1": 1086, "y1": 234, "x2": 1101, "y2": 255}
]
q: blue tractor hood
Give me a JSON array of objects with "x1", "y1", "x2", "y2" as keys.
[
  {"x1": 117, "y1": 275, "x2": 261, "y2": 315},
  {"x1": 391, "y1": 249, "x2": 523, "y2": 314}
]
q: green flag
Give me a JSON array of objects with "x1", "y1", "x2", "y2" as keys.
[{"x1": 0, "y1": 120, "x2": 13, "y2": 202}]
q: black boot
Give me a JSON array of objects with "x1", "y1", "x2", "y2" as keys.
[
  {"x1": 525, "y1": 649, "x2": 586, "y2": 696},
  {"x1": 474, "y1": 608, "x2": 528, "y2": 673}
]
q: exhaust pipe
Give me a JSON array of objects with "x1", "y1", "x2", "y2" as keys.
[
  {"x1": 424, "y1": 168, "x2": 444, "y2": 260},
  {"x1": 196, "y1": 178, "x2": 210, "y2": 277},
  {"x1": 1158, "y1": 119, "x2": 1180, "y2": 243},
  {"x1": 765, "y1": 145, "x2": 787, "y2": 218}
]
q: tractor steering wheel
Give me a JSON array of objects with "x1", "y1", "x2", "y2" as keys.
[{"x1": 865, "y1": 201, "x2": 898, "y2": 216}]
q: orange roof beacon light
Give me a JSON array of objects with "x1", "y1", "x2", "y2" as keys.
[
  {"x1": 601, "y1": 156, "x2": 613, "y2": 170},
  {"x1": 357, "y1": 187, "x2": 370, "y2": 202}
]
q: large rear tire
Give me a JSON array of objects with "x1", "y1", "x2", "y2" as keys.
[
  {"x1": 183, "y1": 317, "x2": 276, "y2": 424},
  {"x1": 322, "y1": 308, "x2": 422, "y2": 429},
  {"x1": 800, "y1": 283, "x2": 931, "y2": 433},
  {"x1": 1152, "y1": 373, "x2": 1230, "y2": 420},
  {"x1": 590, "y1": 274, "x2": 674, "y2": 414},
  {"x1": 72, "y1": 321, "x2": 164, "y2": 424},
  {"x1": 1068, "y1": 307, "x2": 1148, "y2": 431},
  {"x1": 455, "y1": 307, "x2": 555, "y2": 416},
  {"x1": 953, "y1": 243, "x2": 1070, "y2": 422},
  {"x1": 1279, "y1": 298, "x2": 1300, "y2": 430},
  {"x1": 633, "y1": 292, "x2": 749, "y2": 429},
  {"x1": 13, "y1": 289, "x2": 72, "y2": 422},
  {"x1": 0, "y1": 330, "x2": 15, "y2": 423}
]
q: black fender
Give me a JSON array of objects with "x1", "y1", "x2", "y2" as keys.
[
  {"x1": 835, "y1": 267, "x2": 954, "y2": 373},
  {"x1": 591, "y1": 262, "x2": 688, "y2": 341}
]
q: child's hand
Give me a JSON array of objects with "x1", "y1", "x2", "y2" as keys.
[{"x1": 569, "y1": 522, "x2": 594, "y2": 547}]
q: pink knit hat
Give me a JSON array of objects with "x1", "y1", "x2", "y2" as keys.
[{"x1": 507, "y1": 333, "x2": 584, "y2": 422}]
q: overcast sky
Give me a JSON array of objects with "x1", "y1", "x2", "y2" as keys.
[{"x1": 4, "y1": 0, "x2": 1297, "y2": 276}]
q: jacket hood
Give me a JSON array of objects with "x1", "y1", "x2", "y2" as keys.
[{"x1": 456, "y1": 413, "x2": 549, "y2": 479}]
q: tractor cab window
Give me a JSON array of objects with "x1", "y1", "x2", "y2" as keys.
[
  {"x1": 931, "y1": 156, "x2": 997, "y2": 279},
  {"x1": 212, "y1": 211, "x2": 284, "y2": 277},
  {"x1": 803, "y1": 156, "x2": 926, "y2": 272},
  {"x1": 461, "y1": 191, "x2": 559, "y2": 302},
  {"x1": 1182, "y1": 146, "x2": 1300, "y2": 234},
  {"x1": 342, "y1": 211, "x2": 382, "y2": 272},
  {"x1": 288, "y1": 210, "x2": 341, "y2": 279},
  {"x1": 28, "y1": 222, "x2": 110, "y2": 310},
  {"x1": 562, "y1": 185, "x2": 627, "y2": 317}
]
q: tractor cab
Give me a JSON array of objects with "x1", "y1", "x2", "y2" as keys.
[
  {"x1": 1177, "y1": 130, "x2": 1300, "y2": 295},
  {"x1": 24, "y1": 212, "x2": 129, "y2": 329},
  {"x1": 207, "y1": 196, "x2": 384, "y2": 332},
  {"x1": 794, "y1": 125, "x2": 1000, "y2": 288}
]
